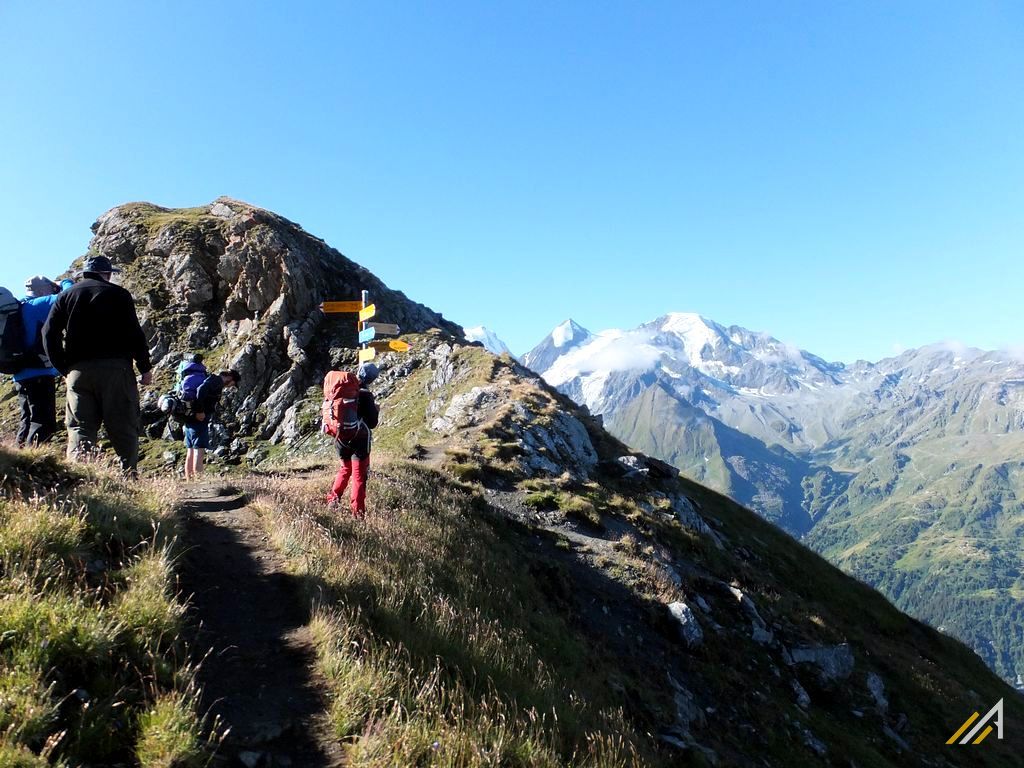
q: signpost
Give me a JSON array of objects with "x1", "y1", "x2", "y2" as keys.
[
  {"x1": 370, "y1": 339, "x2": 411, "y2": 353},
  {"x1": 320, "y1": 291, "x2": 411, "y2": 364},
  {"x1": 320, "y1": 300, "x2": 364, "y2": 313},
  {"x1": 364, "y1": 322, "x2": 400, "y2": 336}
]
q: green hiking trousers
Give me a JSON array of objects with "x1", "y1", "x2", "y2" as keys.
[{"x1": 65, "y1": 359, "x2": 141, "y2": 474}]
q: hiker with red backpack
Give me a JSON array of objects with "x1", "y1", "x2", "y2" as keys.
[{"x1": 323, "y1": 363, "x2": 380, "y2": 518}]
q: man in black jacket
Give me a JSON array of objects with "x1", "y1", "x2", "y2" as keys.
[{"x1": 42, "y1": 255, "x2": 152, "y2": 475}]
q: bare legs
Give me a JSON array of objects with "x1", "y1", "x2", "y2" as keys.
[{"x1": 184, "y1": 447, "x2": 206, "y2": 481}]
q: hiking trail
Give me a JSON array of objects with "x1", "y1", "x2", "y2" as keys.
[{"x1": 177, "y1": 482, "x2": 345, "y2": 768}]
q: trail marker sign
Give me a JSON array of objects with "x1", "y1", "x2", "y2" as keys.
[
  {"x1": 320, "y1": 300, "x2": 363, "y2": 313},
  {"x1": 359, "y1": 304, "x2": 376, "y2": 322},
  {"x1": 358, "y1": 327, "x2": 376, "y2": 344},
  {"x1": 358, "y1": 347, "x2": 376, "y2": 362},
  {"x1": 365, "y1": 322, "x2": 400, "y2": 336},
  {"x1": 370, "y1": 339, "x2": 411, "y2": 353}
]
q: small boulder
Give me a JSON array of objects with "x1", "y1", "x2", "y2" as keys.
[
  {"x1": 789, "y1": 644, "x2": 855, "y2": 683},
  {"x1": 791, "y1": 679, "x2": 810, "y2": 709},
  {"x1": 801, "y1": 728, "x2": 827, "y2": 757},
  {"x1": 883, "y1": 724, "x2": 911, "y2": 752},
  {"x1": 238, "y1": 752, "x2": 265, "y2": 768},
  {"x1": 866, "y1": 672, "x2": 888, "y2": 714},
  {"x1": 751, "y1": 626, "x2": 774, "y2": 646},
  {"x1": 668, "y1": 602, "x2": 704, "y2": 648},
  {"x1": 727, "y1": 585, "x2": 767, "y2": 629},
  {"x1": 617, "y1": 455, "x2": 648, "y2": 476}
]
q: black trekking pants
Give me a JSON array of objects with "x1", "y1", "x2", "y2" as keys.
[{"x1": 15, "y1": 375, "x2": 58, "y2": 447}]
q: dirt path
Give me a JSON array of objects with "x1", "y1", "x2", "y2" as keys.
[{"x1": 177, "y1": 483, "x2": 345, "y2": 768}]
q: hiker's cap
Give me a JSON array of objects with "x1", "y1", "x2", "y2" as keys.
[
  {"x1": 82, "y1": 255, "x2": 120, "y2": 274},
  {"x1": 24, "y1": 275, "x2": 58, "y2": 297},
  {"x1": 357, "y1": 362, "x2": 379, "y2": 385}
]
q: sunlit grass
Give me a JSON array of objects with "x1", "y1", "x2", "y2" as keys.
[
  {"x1": 0, "y1": 445, "x2": 202, "y2": 764},
  {"x1": 247, "y1": 464, "x2": 645, "y2": 767}
]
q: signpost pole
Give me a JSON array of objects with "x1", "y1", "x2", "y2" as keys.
[{"x1": 359, "y1": 290, "x2": 369, "y2": 345}]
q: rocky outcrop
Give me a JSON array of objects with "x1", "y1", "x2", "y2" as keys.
[
  {"x1": 787, "y1": 643, "x2": 855, "y2": 684},
  {"x1": 667, "y1": 601, "x2": 704, "y2": 648},
  {"x1": 513, "y1": 407, "x2": 598, "y2": 479},
  {"x1": 670, "y1": 493, "x2": 725, "y2": 549},
  {"x1": 85, "y1": 199, "x2": 462, "y2": 441},
  {"x1": 430, "y1": 386, "x2": 501, "y2": 433}
]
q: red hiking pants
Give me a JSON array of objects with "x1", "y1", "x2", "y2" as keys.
[{"x1": 329, "y1": 455, "x2": 369, "y2": 517}]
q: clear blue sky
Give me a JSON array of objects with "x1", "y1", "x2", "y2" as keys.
[{"x1": 2, "y1": 1, "x2": 1021, "y2": 363}]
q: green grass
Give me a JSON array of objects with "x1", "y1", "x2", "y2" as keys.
[
  {"x1": 0, "y1": 445, "x2": 203, "y2": 765},
  {"x1": 135, "y1": 692, "x2": 206, "y2": 768},
  {"x1": 524, "y1": 490, "x2": 558, "y2": 510},
  {"x1": 119, "y1": 202, "x2": 222, "y2": 237},
  {"x1": 246, "y1": 464, "x2": 649, "y2": 767},
  {"x1": 0, "y1": 741, "x2": 50, "y2": 767},
  {"x1": 556, "y1": 494, "x2": 603, "y2": 528},
  {"x1": 448, "y1": 461, "x2": 484, "y2": 482}
]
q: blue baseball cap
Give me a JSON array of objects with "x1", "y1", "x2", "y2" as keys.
[{"x1": 357, "y1": 362, "x2": 379, "y2": 385}]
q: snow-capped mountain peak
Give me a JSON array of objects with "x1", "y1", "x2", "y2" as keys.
[
  {"x1": 464, "y1": 325, "x2": 514, "y2": 357},
  {"x1": 552, "y1": 318, "x2": 589, "y2": 348},
  {"x1": 523, "y1": 319, "x2": 594, "y2": 374},
  {"x1": 650, "y1": 313, "x2": 731, "y2": 369}
]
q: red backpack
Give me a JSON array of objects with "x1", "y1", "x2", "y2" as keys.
[{"x1": 322, "y1": 371, "x2": 364, "y2": 441}]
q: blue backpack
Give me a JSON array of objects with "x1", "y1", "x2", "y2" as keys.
[
  {"x1": 176, "y1": 360, "x2": 208, "y2": 402},
  {"x1": 0, "y1": 287, "x2": 28, "y2": 375}
]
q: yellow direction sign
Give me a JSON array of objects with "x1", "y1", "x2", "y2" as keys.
[
  {"x1": 359, "y1": 304, "x2": 376, "y2": 321},
  {"x1": 320, "y1": 300, "x2": 363, "y2": 313},
  {"x1": 358, "y1": 347, "x2": 376, "y2": 362},
  {"x1": 370, "y1": 339, "x2": 411, "y2": 353}
]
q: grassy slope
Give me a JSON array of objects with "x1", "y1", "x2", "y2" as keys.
[
  {"x1": 0, "y1": 445, "x2": 206, "y2": 767},
  {"x1": 247, "y1": 341, "x2": 1024, "y2": 767}
]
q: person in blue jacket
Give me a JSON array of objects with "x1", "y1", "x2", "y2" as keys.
[{"x1": 14, "y1": 275, "x2": 63, "y2": 447}]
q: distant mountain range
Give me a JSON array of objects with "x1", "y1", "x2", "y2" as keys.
[{"x1": 525, "y1": 313, "x2": 1024, "y2": 683}]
